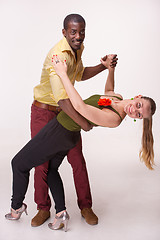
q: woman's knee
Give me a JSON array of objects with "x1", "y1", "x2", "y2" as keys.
[{"x1": 11, "y1": 154, "x2": 23, "y2": 172}]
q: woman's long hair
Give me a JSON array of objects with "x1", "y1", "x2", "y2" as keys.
[{"x1": 139, "y1": 97, "x2": 156, "y2": 170}]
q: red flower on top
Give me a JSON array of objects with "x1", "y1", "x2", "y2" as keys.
[{"x1": 97, "y1": 98, "x2": 112, "y2": 106}]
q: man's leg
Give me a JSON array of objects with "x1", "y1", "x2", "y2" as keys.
[
  {"x1": 30, "y1": 104, "x2": 57, "y2": 227},
  {"x1": 67, "y1": 135, "x2": 98, "y2": 225},
  {"x1": 34, "y1": 162, "x2": 51, "y2": 211}
]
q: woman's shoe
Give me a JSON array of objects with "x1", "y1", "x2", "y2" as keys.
[
  {"x1": 5, "y1": 203, "x2": 28, "y2": 220},
  {"x1": 48, "y1": 211, "x2": 70, "y2": 232}
]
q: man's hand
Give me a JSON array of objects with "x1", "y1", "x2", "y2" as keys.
[
  {"x1": 101, "y1": 54, "x2": 118, "y2": 68},
  {"x1": 101, "y1": 54, "x2": 118, "y2": 69},
  {"x1": 82, "y1": 122, "x2": 93, "y2": 132}
]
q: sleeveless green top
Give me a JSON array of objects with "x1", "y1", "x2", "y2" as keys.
[{"x1": 57, "y1": 94, "x2": 122, "y2": 131}]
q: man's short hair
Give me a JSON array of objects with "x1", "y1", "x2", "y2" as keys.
[{"x1": 63, "y1": 14, "x2": 86, "y2": 30}]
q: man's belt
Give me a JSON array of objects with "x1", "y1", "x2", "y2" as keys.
[{"x1": 33, "y1": 100, "x2": 61, "y2": 113}]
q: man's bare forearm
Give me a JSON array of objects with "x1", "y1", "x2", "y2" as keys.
[
  {"x1": 81, "y1": 64, "x2": 106, "y2": 81},
  {"x1": 58, "y1": 99, "x2": 92, "y2": 131},
  {"x1": 81, "y1": 55, "x2": 118, "y2": 81}
]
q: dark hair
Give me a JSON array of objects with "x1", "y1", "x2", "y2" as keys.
[
  {"x1": 63, "y1": 14, "x2": 86, "y2": 30},
  {"x1": 139, "y1": 96, "x2": 156, "y2": 169}
]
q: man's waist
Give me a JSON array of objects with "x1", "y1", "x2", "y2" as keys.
[{"x1": 33, "y1": 100, "x2": 61, "y2": 113}]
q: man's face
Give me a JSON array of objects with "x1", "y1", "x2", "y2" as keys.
[{"x1": 62, "y1": 21, "x2": 85, "y2": 52}]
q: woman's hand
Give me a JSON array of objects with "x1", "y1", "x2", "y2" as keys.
[
  {"x1": 100, "y1": 54, "x2": 118, "y2": 69},
  {"x1": 52, "y1": 55, "x2": 67, "y2": 77}
]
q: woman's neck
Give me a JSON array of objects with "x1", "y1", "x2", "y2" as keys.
[{"x1": 112, "y1": 99, "x2": 130, "y2": 119}]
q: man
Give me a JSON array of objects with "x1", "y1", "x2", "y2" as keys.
[{"x1": 31, "y1": 14, "x2": 113, "y2": 227}]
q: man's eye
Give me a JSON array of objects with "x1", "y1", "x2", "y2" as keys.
[
  {"x1": 137, "y1": 103, "x2": 141, "y2": 108},
  {"x1": 71, "y1": 31, "x2": 76, "y2": 34}
]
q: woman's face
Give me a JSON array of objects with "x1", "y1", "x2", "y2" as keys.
[{"x1": 124, "y1": 97, "x2": 151, "y2": 119}]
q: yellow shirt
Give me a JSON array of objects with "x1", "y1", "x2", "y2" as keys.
[{"x1": 34, "y1": 37, "x2": 85, "y2": 106}]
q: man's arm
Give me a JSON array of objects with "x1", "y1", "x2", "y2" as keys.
[
  {"x1": 81, "y1": 55, "x2": 118, "y2": 81},
  {"x1": 81, "y1": 64, "x2": 106, "y2": 80},
  {"x1": 58, "y1": 98, "x2": 93, "y2": 131}
]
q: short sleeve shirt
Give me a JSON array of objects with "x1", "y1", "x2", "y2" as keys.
[{"x1": 33, "y1": 37, "x2": 85, "y2": 106}]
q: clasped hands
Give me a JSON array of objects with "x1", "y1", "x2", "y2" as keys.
[{"x1": 100, "y1": 54, "x2": 118, "y2": 69}]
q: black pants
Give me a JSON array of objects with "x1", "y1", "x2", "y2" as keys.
[{"x1": 11, "y1": 118, "x2": 80, "y2": 213}]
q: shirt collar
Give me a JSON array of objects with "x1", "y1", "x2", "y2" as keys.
[{"x1": 61, "y1": 37, "x2": 84, "y2": 60}]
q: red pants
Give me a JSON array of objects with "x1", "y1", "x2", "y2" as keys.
[{"x1": 30, "y1": 104, "x2": 92, "y2": 211}]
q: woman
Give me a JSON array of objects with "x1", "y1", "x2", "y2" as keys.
[{"x1": 5, "y1": 55, "x2": 156, "y2": 232}]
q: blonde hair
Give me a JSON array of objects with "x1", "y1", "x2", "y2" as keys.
[{"x1": 139, "y1": 97, "x2": 156, "y2": 170}]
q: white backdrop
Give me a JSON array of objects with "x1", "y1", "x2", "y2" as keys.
[{"x1": 0, "y1": 0, "x2": 160, "y2": 240}]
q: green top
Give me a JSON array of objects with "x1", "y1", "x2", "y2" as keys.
[{"x1": 57, "y1": 94, "x2": 122, "y2": 131}]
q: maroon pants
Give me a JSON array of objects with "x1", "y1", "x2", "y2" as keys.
[{"x1": 30, "y1": 104, "x2": 92, "y2": 211}]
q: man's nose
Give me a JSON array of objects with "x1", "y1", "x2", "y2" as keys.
[{"x1": 75, "y1": 32, "x2": 80, "y2": 39}]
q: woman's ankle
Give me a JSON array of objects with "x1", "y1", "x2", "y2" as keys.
[
  {"x1": 51, "y1": 210, "x2": 66, "y2": 226},
  {"x1": 56, "y1": 210, "x2": 66, "y2": 217},
  {"x1": 11, "y1": 207, "x2": 21, "y2": 218}
]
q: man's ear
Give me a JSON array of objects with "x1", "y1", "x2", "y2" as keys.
[
  {"x1": 134, "y1": 95, "x2": 142, "y2": 99},
  {"x1": 62, "y1": 29, "x2": 66, "y2": 37}
]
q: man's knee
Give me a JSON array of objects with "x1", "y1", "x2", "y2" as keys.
[{"x1": 34, "y1": 161, "x2": 49, "y2": 176}]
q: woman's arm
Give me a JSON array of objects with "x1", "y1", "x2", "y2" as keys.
[
  {"x1": 101, "y1": 55, "x2": 122, "y2": 99},
  {"x1": 52, "y1": 56, "x2": 121, "y2": 128},
  {"x1": 100, "y1": 55, "x2": 116, "y2": 95},
  {"x1": 104, "y1": 67, "x2": 115, "y2": 94}
]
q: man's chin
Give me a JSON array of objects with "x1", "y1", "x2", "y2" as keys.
[{"x1": 72, "y1": 45, "x2": 81, "y2": 51}]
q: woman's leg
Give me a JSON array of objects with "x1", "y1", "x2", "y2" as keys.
[
  {"x1": 47, "y1": 151, "x2": 75, "y2": 232},
  {"x1": 47, "y1": 128, "x2": 81, "y2": 213},
  {"x1": 11, "y1": 118, "x2": 80, "y2": 211},
  {"x1": 47, "y1": 152, "x2": 67, "y2": 214},
  {"x1": 11, "y1": 118, "x2": 62, "y2": 210}
]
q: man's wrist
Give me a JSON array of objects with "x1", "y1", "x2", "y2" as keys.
[{"x1": 100, "y1": 63, "x2": 107, "y2": 70}]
